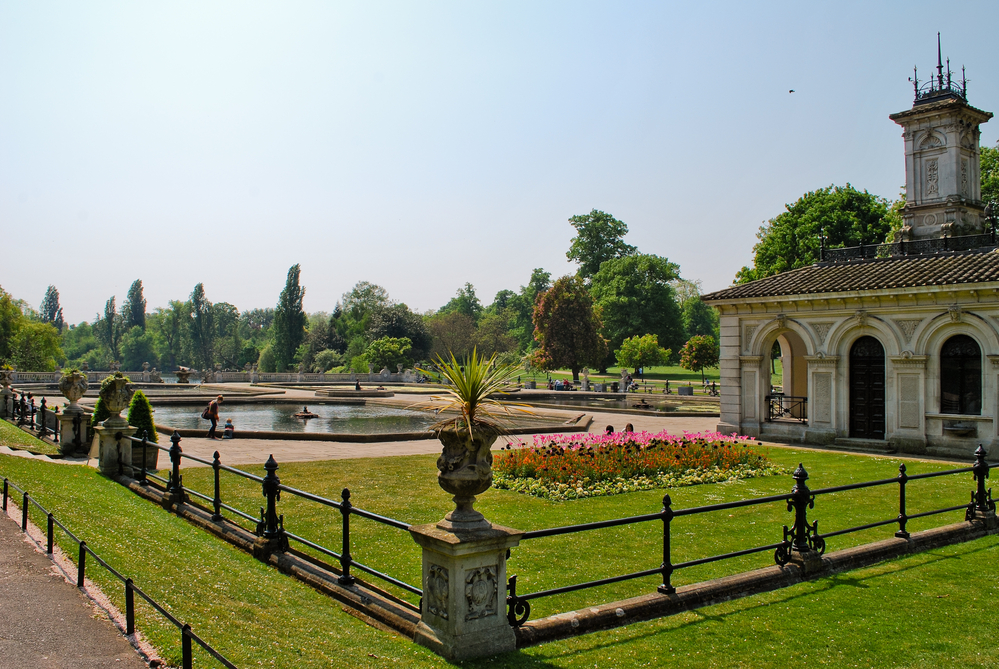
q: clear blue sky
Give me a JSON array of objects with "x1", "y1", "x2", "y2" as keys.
[{"x1": 2, "y1": 1, "x2": 997, "y2": 324}]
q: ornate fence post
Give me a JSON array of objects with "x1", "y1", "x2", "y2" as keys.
[
  {"x1": 211, "y1": 451, "x2": 223, "y2": 521},
  {"x1": 338, "y1": 488, "x2": 354, "y2": 585},
  {"x1": 778, "y1": 463, "x2": 824, "y2": 572},
  {"x1": 166, "y1": 431, "x2": 185, "y2": 503},
  {"x1": 253, "y1": 455, "x2": 288, "y2": 557},
  {"x1": 967, "y1": 445, "x2": 996, "y2": 525},
  {"x1": 896, "y1": 463, "x2": 910, "y2": 538},
  {"x1": 37, "y1": 398, "x2": 47, "y2": 438},
  {"x1": 658, "y1": 493, "x2": 675, "y2": 595}
]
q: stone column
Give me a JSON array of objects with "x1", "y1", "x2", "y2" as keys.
[
  {"x1": 409, "y1": 523, "x2": 522, "y2": 661},
  {"x1": 94, "y1": 373, "x2": 136, "y2": 477}
]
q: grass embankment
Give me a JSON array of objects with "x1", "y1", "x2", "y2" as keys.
[
  {"x1": 0, "y1": 417, "x2": 61, "y2": 455},
  {"x1": 2, "y1": 432, "x2": 998, "y2": 667}
]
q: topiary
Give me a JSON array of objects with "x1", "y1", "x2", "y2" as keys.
[{"x1": 127, "y1": 389, "x2": 157, "y2": 443}]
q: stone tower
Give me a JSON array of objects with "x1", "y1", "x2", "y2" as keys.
[{"x1": 889, "y1": 35, "x2": 992, "y2": 240}]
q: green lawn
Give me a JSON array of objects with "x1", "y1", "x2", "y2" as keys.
[
  {"x1": 1, "y1": 431, "x2": 997, "y2": 667},
  {"x1": 0, "y1": 417, "x2": 61, "y2": 455}
]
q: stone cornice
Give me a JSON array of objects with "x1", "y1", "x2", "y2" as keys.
[
  {"x1": 805, "y1": 354, "x2": 839, "y2": 367},
  {"x1": 739, "y1": 356, "x2": 763, "y2": 366},
  {"x1": 890, "y1": 354, "x2": 928, "y2": 369},
  {"x1": 988, "y1": 355, "x2": 999, "y2": 368}
]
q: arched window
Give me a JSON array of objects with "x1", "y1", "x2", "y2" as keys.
[{"x1": 941, "y1": 335, "x2": 981, "y2": 415}]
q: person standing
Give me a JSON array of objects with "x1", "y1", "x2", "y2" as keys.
[{"x1": 205, "y1": 395, "x2": 223, "y2": 439}]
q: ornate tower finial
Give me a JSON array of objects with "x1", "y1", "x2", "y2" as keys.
[{"x1": 936, "y1": 32, "x2": 944, "y2": 87}]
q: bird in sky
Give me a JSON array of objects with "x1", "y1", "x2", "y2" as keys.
[{"x1": 789, "y1": 89, "x2": 795, "y2": 93}]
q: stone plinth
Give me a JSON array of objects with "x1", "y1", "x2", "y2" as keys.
[
  {"x1": 57, "y1": 410, "x2": 87, "y2": 455},
  {"x1": 94, "y1": 423, "x2": 138, "y2": 477},
  {"x1": 409, "y1": 523, "x2": 522, "y2": 661}
]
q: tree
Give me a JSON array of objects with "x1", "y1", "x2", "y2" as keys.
[
  {"x1": 273, "y1": 264, "x2": 307, "y2": 371},
  {"x1": 213, "y1": 302, "x2": 241, "y2": 369},
  {"x1": 735, "y1": 184, "x2": 893, "y2": 283},
  {"x1": 11, "y1": 320, "x2": 63, "y2": 370},
  {"x1": 679, "y1": 335, "x2": 719, "y2": 383},
  {"x1": 589, "y1": 254, "x2": 685, "y2": 369},
  {"x1": 122, "y1": 279, "x2": 146, "y2": 330},
  {"x1": 149, "y1": 301, "x2": 191, "y2": 370},
  {"x1": 127, "y1": 390, "x2": 157, "y2": 443},
  {"x1": 983, "y1": 142, "x2": 999, "y2": 209},
  {"x1": 93, "y1": 297, "x2": 125, "y2": 364},
  {"x1": 439, "y1": 283, "x2": 483, "y2": 321},
  {"x1": 40, "y1": 285, "x2": 64, "y2": 333},
  {"x1": 189, "y1": 284, "x2": 215, "y2": 369},
  {"x1": 566, "y1": 209, "x2": 637, "y2": 280},
  {"x1": 120, "y1": 326, "x2": 157, "y2": 370},
  {"x1": 368, "y1": 304, "x2": 432, "y2": 360},
  {"x1": 615, "y1": 334, "x2": 671, "y2": 375},
  {"x1": 364, "y1": 336, "x2": 413, "y2": 371},
  {"x1": 681, "y1": 296, "x2": 719, "y2": 340},
  {"x1": 427, "y1": 311, "x2": 477, "y2": 360},
  {"x1": 530, "y1": 275, "x2": 608, "y2": 381},
  {"x1": 474, "y1": 312, "x2": 517, "y2": 357}
]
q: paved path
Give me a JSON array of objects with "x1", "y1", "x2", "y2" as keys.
[{"x1": 0, "y1": 512, "x2": 148, "y2": 668}]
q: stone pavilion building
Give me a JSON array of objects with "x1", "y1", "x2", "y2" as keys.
[{"x1": 703, "y1": 50, "x2": 996, "y2": 458}]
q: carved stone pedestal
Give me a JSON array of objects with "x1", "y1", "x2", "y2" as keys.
[
  {"x1": 94, "y1": 423, "x2": 138, "y2": 477},
  {"x1": 58, "y1": 410, "x2": 86, "y2": 455},
  {"x1": 409, "y1": 523, "x2": 522, "y2": 661},
  {"x1": 0, "y1": 387, "x2": 12, "y2": 419},
  {"x1": 789, "y1": 548, "x2": 824, "y2": 575}
]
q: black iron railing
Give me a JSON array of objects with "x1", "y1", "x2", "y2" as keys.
[
  {"x1": 821, "y1": 232, "x2": 996, "y2": 263},
  {"x1": 1, "y1": 475, "x2": 237, "y2": 669},
  {"x1": 3, "y1": 391, "x2": 60, "y2": 445},
  {"x1": 505, "y1": 446, "x2": 995, "y2": 626},
  {"x1": 766, "y1": 394, "x2": 808, "y2": 423},
  {"x1": 122, "y1": 431, "x2": 421, "y2": 599}
]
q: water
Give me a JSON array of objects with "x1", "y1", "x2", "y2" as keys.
[{"x1": 153, "y1": 403, "x2": 437, "y2": 434}]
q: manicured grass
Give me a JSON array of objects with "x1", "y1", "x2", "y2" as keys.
[
  {"x1": 2, "y1": 445, "x2": 997, "y2": 667},
  {"x1": 0, "y1": 418, "x2": 60, "y2": 455},
  {"x1": 525, "y1": 365, "x2": 720, "y2": 385}
]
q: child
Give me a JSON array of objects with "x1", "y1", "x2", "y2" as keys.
[{"x1": 223, "y1": 418, "x2": 235, "y2": 439}]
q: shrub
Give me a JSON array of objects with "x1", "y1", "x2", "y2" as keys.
[
  {"x1": 127, "y1": 389, "x2": 157, "y2": 443},
  {"x1": 90, "y1": 398, "x2": 110, "y2": 426}
]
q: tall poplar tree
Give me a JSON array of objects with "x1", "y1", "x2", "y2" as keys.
[
  {"x1": 123, "y1": 279, "x2": 146, "y2": 330},
  {"x1": 40, "y1": 285, "x2": 64, "y2": 332},
  {"x1": 189, "y1": 283, "x2": 215, "y2": 369},
  {"x1": 273, "y1": 264, "x2": 307, "y2": 371}
]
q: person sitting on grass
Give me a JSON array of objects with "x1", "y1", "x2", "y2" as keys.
[{"x1": 223, "y1": 418, "x2": 235, "y2": 439}]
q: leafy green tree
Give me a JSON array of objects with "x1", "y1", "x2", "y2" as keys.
[
  {"x1": 474, "y1": 312, "x2": 517, "y2": 357},
  {"x1": 257, "y1": 343, "x2": 277, "y2": 373},
  {"x1": 11, "y1": 320, "x2": 63, "y2": 370},
  {"x1": 427, "y1": 311, "x2": 476, "y2": 360},
  {"x1": 40, "y1": 285, "x2": 64, "y2": 333},
  {"x1": 589, "y1": 254, "x2": 685, "y2": 369},
  {"x1": 982, "y1": 142, "x2": 999, "y2": 209},
  {"x1": 61, "y1": 322, "x2": 100, "y2": 365},
  {"x1": 0, "y1": 287, "x2": 22, "y2": 364},
  {"x1": 273, "y1": 264, "x2": 307, "y2": 372},
  {"x1": 312, "y1": 349, "x2": 344, "y2": 373},
  {"x1": 93, "y1": 297, "x2": 125, "y2": 364},
  {"x1": 127, "y1": 389, "x2": 158, "y2": 443},
  {"x1": 364, "y1": 336, "x2": 412, "y2": 371},
  {"x1": 566, "y1": 210, "x2": 637, "y2": 280},
  {"x1": 679, "y1": 335, "x2": 719, "y2": 383},
  {"x1": 439, "y1": 283, "x2": 483, "y2": 321},
  {"x1": 122, "y1": 279, "x2": 146, "y2": 330},
  {"x1": 681, "y1": 297, "x2": 719, "y2": 340},
  {"x1": 148, "y1": 301, "x2": 191, "y2": 370},
  {"x1": 213, "y1": 302, "x2": 241, "y2": 369},
  {"x1": 530, "y1": 275, "x2": 608, "y2": 381},
  {"x1": 189, "y1": 284, "x2": 215, "y2": 369},
  {"x1": 615, "y1": 334, "x2": 671, "y2": 374},
  {"x1": 368, "y1": 304, "x2": 432, "y2": 360},
  {"x1": 120, "y1": 326, "x2": 157, "y2": 370},
  {"x1": 735, "y1": 184, "x2": 893, "y2": 283}
]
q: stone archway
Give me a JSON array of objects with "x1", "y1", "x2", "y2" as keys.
[{"x1": 849, "y1": 336, "x2": 886, "y2": 439}]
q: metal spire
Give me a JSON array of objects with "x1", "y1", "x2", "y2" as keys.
[{"x1": 936, "y1": 32, "x2": 944, "y2": 87}]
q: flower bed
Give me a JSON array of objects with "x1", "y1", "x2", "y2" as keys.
[{"x1": 493, "y1": 430, "x2": 785, "y2": 501}]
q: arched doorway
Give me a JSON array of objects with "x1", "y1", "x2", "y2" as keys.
[
  {"x1": 940, "y1": 334, "x2": 982, "y2": 415},
  {"x1": 849, "y1": 336, "x2": 885, "y2": 439}
]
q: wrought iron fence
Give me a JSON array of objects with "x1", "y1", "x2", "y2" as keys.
[
  {"x1": 821, "y1": 231, "x2": 996, "y2": 263},
  {"x1": 123, "y1": 431, "x2": 421, "y2": 599},
  {"x1": 1, "y1": 476, "x2": 237, "y2": 669},
  {"x1": 504, "y1": 447, "x2": 995, "y2": 626},
  {"x1": 765, "y1": 394, "x2": 808, "y2": 423},
  {"x1": 3, "y1": 391, "x2": 60, "y2": 444}
]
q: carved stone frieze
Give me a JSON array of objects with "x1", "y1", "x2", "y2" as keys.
[
  {"x1": 890, "y1": 353, "x2": 928, "y2": 369},
  {"x1": 854, "y1": 310, "x2": 868, "y2": 327},
  {"x1": 427, "y1": 564, "x2": 449, "y2": 619},
  {"x1": 743, "y1": 324, "x2": 759, "y2": 347},
  {"x1": 892, "y1": 318, "x2": 922, "y2": 342},
  {"x1": 811, "y1": 322, "x2": 833, "y2": 344},
  {"x1": 948, "y1": 306, "x2": 963, "y2": 322},
  {"x1": 464, "y1": 565, "x2": 498, "y2": 621},
  {"x1": 805, "y1": 354, "x2": 839, "y2": 367}
]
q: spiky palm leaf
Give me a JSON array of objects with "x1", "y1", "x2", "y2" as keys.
[{"x1": 414, "y1": 349, "x2": 530, "y2": 438}]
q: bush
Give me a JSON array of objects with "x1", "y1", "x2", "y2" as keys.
[
  {"x1": 90, "y1": 398, "x2": 110, "y2": 426},
  {"x1": 127, "y1": 389, "x2": 157, "y2": 443},
  {"x1": 312, "y1": 349, "x2": 344, "y2": 373},
  {"x1": 257, "y1": 343, "x2": 276, "y2": 373}
]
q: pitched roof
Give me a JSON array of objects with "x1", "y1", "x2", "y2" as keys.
[{"x1": 702, "y1": 249, "x2": 999, "y2": 302}]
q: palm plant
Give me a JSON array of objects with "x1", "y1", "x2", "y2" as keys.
[{"x1": 416, "y1": 348, "x2": 529, "y2": 438}]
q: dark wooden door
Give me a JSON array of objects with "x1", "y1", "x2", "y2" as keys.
[{"x1": 849, "y1": 336, "x2": 886, "y2": 439}]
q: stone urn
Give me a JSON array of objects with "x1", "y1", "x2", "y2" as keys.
[
  {"x1": 58, "y1": 370, "x2": 89, "y2": 414},
  {"x1": 176, "y1": 368, "x2": 191, "y2": 384},
  {"x1": 0, "y1": 367, "x2": 13, "y2": 391},
  {"x1": 435, "y1": 427, "x2": 499, "y2": 531},
  {"x1": 99, "y1": 372, "x2": 134, "y2": 429}
]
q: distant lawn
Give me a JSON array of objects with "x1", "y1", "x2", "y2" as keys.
[
  {"x1": 0, "y1": 418, "x2": 60, "y2": 456},
  {"x1": 524, "y1": 365, "x2": 720, "y2": 386},
  {"x1": 1, "y1": 443, "x2": 997, "y2": 667}
]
